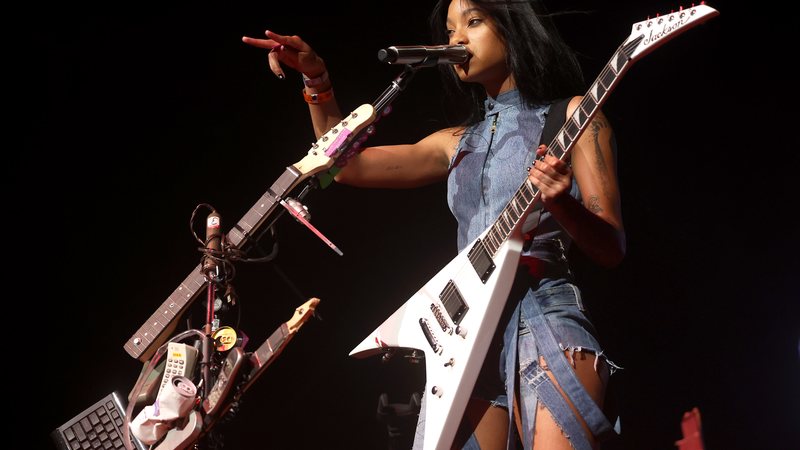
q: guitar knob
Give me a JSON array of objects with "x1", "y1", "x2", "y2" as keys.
[
  {"x1": 285, "y1": 198, "x2": 311, "y2": 221},
  {"x1": 455, "y1": 325, "x2": 468, "y2": 338},
  {"x1": 431, "y1": 386, "x2": 443, "y2": 398}
]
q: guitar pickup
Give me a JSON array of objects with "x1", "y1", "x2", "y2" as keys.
[
  {"x1": 468, "y1": 239, "x2": 495, "y2": 283},
  {"x1": 430, "y1": 303, "x2": 452, "y2": 335},
  {"x1": 440, "y1": 280, "x2": 468, "y2": 325}
]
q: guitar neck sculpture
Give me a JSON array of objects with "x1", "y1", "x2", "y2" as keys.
[{"x1": 124, "y1": 105, "x2": 375, "y2": 361}]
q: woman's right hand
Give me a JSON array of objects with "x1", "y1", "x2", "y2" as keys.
[{"x1": 241, "y1": 30, "x2": 327, "y2": 80}]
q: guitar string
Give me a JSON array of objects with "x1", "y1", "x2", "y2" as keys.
[{"x1": 482, "y1": 41, "x2": 636, "y2": 260}]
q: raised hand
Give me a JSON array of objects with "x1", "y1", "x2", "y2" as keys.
[{"x1": 242, "y1": 30, "x2": 327, "y2": 80}]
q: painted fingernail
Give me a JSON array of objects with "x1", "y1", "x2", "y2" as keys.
[{"x1": 277, "y1": 73, "x2": 285, "y2": 80}]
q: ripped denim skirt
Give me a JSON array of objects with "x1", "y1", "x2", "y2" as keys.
[{"x1": 473, "y1": 239, "x2": 619, "y2": 449}]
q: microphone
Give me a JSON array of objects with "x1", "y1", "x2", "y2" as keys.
[
  {"x1": 202, "y1": 210, "x2": 222, "y2": 277},
  {"x1": 377, "y1": 45, "x2": 468, "y2": 65}
]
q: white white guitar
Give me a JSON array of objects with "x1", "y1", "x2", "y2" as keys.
[{"x1": 350, "y1": 5, "x2": 720, "y2": 449}]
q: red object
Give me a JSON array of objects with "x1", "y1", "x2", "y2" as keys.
[{"x1": 675, "y1": 407, "x2": 704, "y2": 450}]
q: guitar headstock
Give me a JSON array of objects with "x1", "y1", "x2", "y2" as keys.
[
  {"x1": 625, "y1": 3, "x2": 719, "y2": 61},
  {"x1": 292, "y1": 104, "x2": 376, "y2": 177},
  {"x1": 286, "y1": 297, "x2": 321, "y2": 333}
]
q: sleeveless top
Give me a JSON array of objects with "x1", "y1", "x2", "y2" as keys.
[{"x1": 446, "y1": 89, "x2": 581, "y2": 274}]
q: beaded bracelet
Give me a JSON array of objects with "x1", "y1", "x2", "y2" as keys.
[{"x1": 302, "y1": 88, "x2": 334, "y2": 104}]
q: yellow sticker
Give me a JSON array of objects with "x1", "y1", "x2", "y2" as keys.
[{"x1": 211, "y1": 326, "x2": 238, "y2": 351}]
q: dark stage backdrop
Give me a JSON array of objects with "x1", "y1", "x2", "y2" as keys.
[{"x1": 25, "y1": 1, "x2": 798, "y2": 449}]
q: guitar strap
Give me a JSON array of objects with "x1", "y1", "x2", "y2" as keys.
[
  {"x1": 506, "y1": 98, "x2": 617, "y2": 449},
  {"x1": 540, "y1": 97, "x2": 571, "y2": 147}
]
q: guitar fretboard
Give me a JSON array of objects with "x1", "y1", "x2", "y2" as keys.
[
  {"x1": 249, "y1": 323, "x2": 291, "y2": 376},
  {"x1": 480, "y1": 36, "x2": 643, "y2": 258}
]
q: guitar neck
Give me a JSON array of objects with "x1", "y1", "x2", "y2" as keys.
[
  {"x1": 242, "y1": 296, "x2": 319, "y2": 386},
  {"x1": 480, "y1": 38, "x2": 641, "y2": 258},
  {"x1": 123, "y1": 166, "x2": 304, "y2": 361},
  {"x1": 479, "y1": 4, "x2": 721, "y2": 256},
  {"x1": 244, "y1": 323, "x2": 293, "y2": 387}
]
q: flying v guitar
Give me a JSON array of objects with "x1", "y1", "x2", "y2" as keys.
[{"x1": 349, "y1": 4, "x2": 720, "y2": 449}]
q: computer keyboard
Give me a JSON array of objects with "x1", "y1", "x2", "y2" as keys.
[{"x1": 51, "y1": 391, "x2": 147, "y2": 450}]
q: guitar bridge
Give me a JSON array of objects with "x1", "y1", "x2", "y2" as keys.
[{"x1": 419, "y1": 318, "x2": 442, "y2": 355}]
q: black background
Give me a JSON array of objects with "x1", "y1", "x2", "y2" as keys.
[{"x1": 24, "y1": 1, "x2": 799, "y2": 449}]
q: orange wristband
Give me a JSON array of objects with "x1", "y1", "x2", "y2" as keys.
[{"x1": 303, "y1": 88, "x2": 334, "y2": 104}]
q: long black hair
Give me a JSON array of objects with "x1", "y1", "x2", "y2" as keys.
[{"x1": 429, "y1": 0, "x2": 584, "y2": 126}]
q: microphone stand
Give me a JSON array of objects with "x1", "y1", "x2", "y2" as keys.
[
  {"x1": 371, "y1": 62, "x2": 426, "y2": 118},
  {"x1": 315, "y1": 61, "x2": 430, "y2": 190},
  {"x1": 201, "y1": 208, "x2": 224, "y2": 402},
  {"x1": 202, "y1": 272, "x2": 216, "y2": 401}
]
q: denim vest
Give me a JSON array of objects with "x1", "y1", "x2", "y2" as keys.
[{"x1": 447, "y1": 89, "x2": 581, "y2": 269}]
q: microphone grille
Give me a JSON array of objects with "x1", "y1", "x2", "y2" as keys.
[{"x1": 377, "y1": 48, "x2": 395, "y2": 63}]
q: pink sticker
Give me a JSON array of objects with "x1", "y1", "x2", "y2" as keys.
[{"x1": 324, "y1": 129, "x2": 353, "y2": 157}]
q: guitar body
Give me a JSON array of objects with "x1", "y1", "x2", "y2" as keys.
[{"x1": 351, "y1": 227, "x2": 525, "y2": 450}]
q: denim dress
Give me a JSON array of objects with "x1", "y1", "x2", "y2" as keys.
[{"x1": 413, "y1": 90, "x2": 617, "y2": 450}]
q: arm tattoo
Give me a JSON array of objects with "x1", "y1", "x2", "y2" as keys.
[
  {"x1": 587, "y1": 195, "x2": 603, "y2": 214},
  {"x1": 590, "y1": 116, "x2": 610, "y2": 172},
  {"x1": 589, "y1": 116, "x2": 613, "y2": 198}
]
